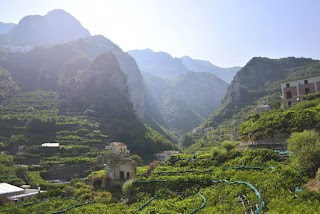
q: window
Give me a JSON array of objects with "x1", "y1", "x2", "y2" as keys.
[
  {"x1": 286, "y1": 83, "x2": 290, "y2": 88},
  {"x1": 304, "y1": 80, "x2": 308, "y2": 84},
  {"x1": 120, "y1": 171, "x2": 124, "y2": 179},
  {"x1": 305, "y1": 88, "x2": 310, "y2": 94},
  {"x1": 288, "y1": 101, "x2": 292, "y2": 107},
  {"x1": 127, "y1": 172, "x2": 130, "y2": 179},
  {"x1": 286, "y1": 91, "x2": 292, "y2": 98}
]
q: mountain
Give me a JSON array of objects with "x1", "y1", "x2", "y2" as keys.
[
  {"x1": 0, "y1": 9, "x2": 90, "y2": 46},
  {"x1": 180, "y1": 56, "x2": 241, "y2": 83},
  {"x1": 128, "y1": 49, "x2": 189, "y2": 79},
  {"x1": 182, "y1": 57, "x2": 320, "y2": 151},
  {"x1": 143, "y1": 71, "x2": 228, "y2": 132},
  {"x1": 0, "y1": 22, "x2": 16, "y2": 34},
  {"x1": 0, "y1": 35, "x2": 145, "y2": 119}
]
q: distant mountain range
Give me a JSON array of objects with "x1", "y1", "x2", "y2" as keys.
[
  {"x1": 0, "y1": 9, "x2": 90, "y2": 46},
  {"x1": 0, "y1": 22, "x2": 16, "y2": 34},
  {"x1": 180, "y1": 56, "x2": 241, "y2": 83},
  {"x1": 128, "y1": 49, "x2": 189, "y2": 79},
  {"x1": 128, "y1": 49, "x2": 241, "y2": 83}
]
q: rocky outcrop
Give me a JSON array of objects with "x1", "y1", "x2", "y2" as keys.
[{"x1": 69, "y1": 36, "x2": 145, "y2": 119}]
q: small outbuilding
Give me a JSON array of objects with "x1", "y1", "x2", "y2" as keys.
[{"x1": 0, "y1": 183, "x2": 43, "y2": 203}]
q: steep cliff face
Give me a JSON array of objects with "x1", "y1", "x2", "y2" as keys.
[
  {"x1": 61, "y1": 52, "x2": 135, "y2": 119},
  {"x1": 2, "y1": 9, "x2": 90, "y2": 46}
]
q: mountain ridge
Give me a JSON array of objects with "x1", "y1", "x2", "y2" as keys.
[{"x1": 0, "y1": 9, "x2": 90, "y2": 46}]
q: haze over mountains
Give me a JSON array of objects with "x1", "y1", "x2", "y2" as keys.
[
  {"x1": 128, "y1": 49, "x2": 241, "y2": 83},
  {"x1": 128, "y1": 49, "x2": 232, "y2": 132}
]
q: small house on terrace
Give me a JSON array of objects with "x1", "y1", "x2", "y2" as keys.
[{"x1": 154, "y1": 150, "x2": 180, "y2": 162}]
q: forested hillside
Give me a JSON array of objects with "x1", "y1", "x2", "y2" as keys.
[{"x1": 182, "y1": 57, "x2": 320, "y2": 151}]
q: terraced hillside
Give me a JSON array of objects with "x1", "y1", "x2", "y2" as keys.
[{"x1": 3, "y1": 146, "x2": 320, "y2": 213}]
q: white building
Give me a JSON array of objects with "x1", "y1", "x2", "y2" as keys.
[
  {"x1": 256, "y1": 104, "x2": 270, "y2": 112},
  {"x1": 105, "y1": 142, "x2": 130, "y2": 158},
  {"x1": 154, "y1": 150, "x2": 180, "y2": 162},
  {"x1": 0, "y1": 183, "x2": 43, "y2": 203},
  {"x1": 41, "y1": 142, "x2": 60, "y2": 148}
]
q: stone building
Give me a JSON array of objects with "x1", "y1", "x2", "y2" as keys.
[
  {"x1": 105, "y1": 142, "x2": 130, "y2": 158},
  {"x1": 281, "y1": 75, "x2": 320, "y2": 109}
]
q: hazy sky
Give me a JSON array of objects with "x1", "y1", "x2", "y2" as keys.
[{"x1": 0, "y1": 0, "x2": 319, "y2": 67}]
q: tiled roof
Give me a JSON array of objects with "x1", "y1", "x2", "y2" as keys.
[{"x1": 110, "y1": 142, "x2": 126, "y2": 147}]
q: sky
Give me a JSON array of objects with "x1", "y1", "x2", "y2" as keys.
[{"x1": 0, "y1": 0, "x2": 319, "y2": 67}]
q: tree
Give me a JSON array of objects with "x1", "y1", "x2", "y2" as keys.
[
  {"x1": 129, "y1": 155, "x2": 144, "y2": 166},
  {"x1": 0, "y1": 66, "x2": 20, "y2": 102},
  {"x1": 288, "y1": 130, "x2": 320, "y2": 177}
]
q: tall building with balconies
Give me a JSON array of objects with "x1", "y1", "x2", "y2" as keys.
[{"x1": 281, "y1": 75, "x2": 320, "y2": 109}]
